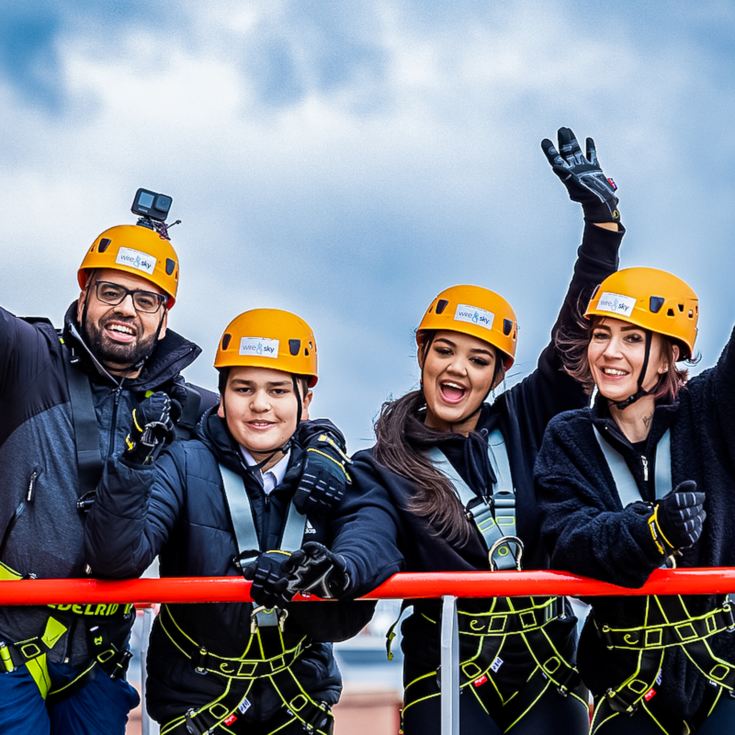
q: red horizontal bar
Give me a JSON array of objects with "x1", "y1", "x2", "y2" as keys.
[{"x1": 2, "y1": 568, "x2": 735, "y2": 606}]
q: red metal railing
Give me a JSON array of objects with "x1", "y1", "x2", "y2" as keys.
[{"x1": 3, "y1": 567, "x2": 735, "y2": 605}]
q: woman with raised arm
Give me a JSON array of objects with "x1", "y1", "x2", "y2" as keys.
[
  {"x1": 535, "y1": 265, "x2": 735, "y2": 734},
  {"x1": 284, "y1": 128, "x2": 624, "y2": 734}
]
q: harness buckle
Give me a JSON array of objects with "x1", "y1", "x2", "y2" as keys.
[
  {"x1": 488, "y1": 536, "x2": 524, "y2": 571},
  {"x1": 722, "y1": 601, "x2": 735, "y2": 632}
]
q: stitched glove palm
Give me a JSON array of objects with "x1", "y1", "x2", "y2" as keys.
[
  {"x1": 285, "y1": 542, "x2": 350, "y2": 599},
  {"x1": 293, "y1": 433, "x2": 352, "y2": 515},
  {"x1": 241, "y1": 550, "x2": 295, "y2": 609},
  {"x1": 541, "y1": 127, "x2": 619, "y2": 223},
  {"x1": 123, "y1": 392, "x2": 177, "y2": 466},
  {"x1": 650, "y1": 480, "x2": 706, "y2": 555}
]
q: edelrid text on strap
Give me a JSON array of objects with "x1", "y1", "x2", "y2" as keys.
[{"x1": 424, "y1": 429, "x2": 522, "y2": 570}]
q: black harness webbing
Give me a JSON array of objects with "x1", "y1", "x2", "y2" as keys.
[
  {"x1": 60, "y1": 343, "x2": 104, "y2": 502},
  {"x1": 161, "y1": 663, "x2": 333, "y2": 735},
  {"x1": 591, "y1": 428, "x2": 735, "y2": 732}
]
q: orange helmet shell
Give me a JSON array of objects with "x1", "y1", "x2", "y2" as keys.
[
  {"x1": 585, "y1": 267, "x2": 698, "y2": 358},
  {"x1": 78, "y1": 224, "x2": 179, "y2": 308},
  {"x1": 417, "y1": 284, "x2": 518, "y2": 369},
  {"x1": 214, "y1": 309, "x2": 318, "y2": 386}
]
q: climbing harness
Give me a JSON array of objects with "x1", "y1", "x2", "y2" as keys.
[
  {"x1": 590, "y1": 427, "x2": 735, "y2": 733},
  {"x1": 400, "y1": 431, "x2": 586, "y2": 727},
  {"x1": 158, "y1": 464, "x2": 332, "y2": 734}
]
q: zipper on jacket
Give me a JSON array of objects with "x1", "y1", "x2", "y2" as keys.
[
  {"x1": 108, "y1": 386, "x2": 123, "y2": 457},
  {"x1": 641, "y1": 455, "x2": 649, "y2": 483},
  {"x1": 27, "y1": 470, "x2": 38, "y2": 502}
]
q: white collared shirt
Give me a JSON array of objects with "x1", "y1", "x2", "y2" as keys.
[{"x1": 239, "y1": 447, "x2": 291, "y2": 495}]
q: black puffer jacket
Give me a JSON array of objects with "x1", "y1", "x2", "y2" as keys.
[
  {"x1": 0, "y1": 303, "x2": 210, "y2": 665},
  {"x1": 85, "y1": 409, "x2": 375, "y2": 724},
  {"x1": 333, "y1": 223, "x2": 623, "y2": 684},
  {"x1": 534, "y1": 325, "x2": 735, "y2": 721}
]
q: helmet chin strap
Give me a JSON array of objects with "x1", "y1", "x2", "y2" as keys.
[{"x1": 611, "y1": 330, "x2": 653, "y2": 410}]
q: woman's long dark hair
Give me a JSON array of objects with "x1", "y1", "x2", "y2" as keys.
[{"x1": 374, "y1": 389, "x2": 474, "y2": 546}]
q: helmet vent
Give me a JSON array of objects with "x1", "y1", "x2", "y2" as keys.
[
  {"x1": 503, "y1": 319, "x2": 514, "y2": 336},
  {"x1": 649, "y1": 296, "x2": 665, "y2": 314},
  {"x1": 667, "y1": 308, "x2": 676, "y2": 317},
  {"x1": 98, "y1": 238, "x2": 111, "y2": 253},
  {"x1": 221, "y1": 334, "x2": 232, "y2": 351},
  {"x1": 165, "y1": 258, "x2": 176, "y2": 275},
  {"x1": 435, "y1": 299, "x2": 449, "y2": 315},
  {"x1": 289, "y1": 339, "x2": 301, "y2": 356}
]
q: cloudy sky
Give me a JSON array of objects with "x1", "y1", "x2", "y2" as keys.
[{"x1": 3, "y1": 1, "x2": 734, "y2": 450}]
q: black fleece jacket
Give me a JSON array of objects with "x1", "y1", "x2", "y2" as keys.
[
  {"x1": 534, "y1": 324, "x2": 735, "y2": 721},
  {"x1": 332, "y1": 222, "x2": 623, "y2": 678},
  {"x1": 85, "y1": 409, "x2": 374, "y2": 724}
]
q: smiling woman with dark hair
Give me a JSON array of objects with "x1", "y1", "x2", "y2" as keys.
[{"x1": 283, "y1": 128, "x2": 626, "y2": 734}]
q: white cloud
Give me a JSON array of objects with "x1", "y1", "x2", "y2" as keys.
[{"x1": 2, "y1": 1, "x2": 734, "y2": 447}]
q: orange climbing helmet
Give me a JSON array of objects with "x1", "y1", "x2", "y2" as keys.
[
  {"x1": 417, "y1": 284, "x2": 518, "y2": 369},
  {"x1": 585, "y1": 267, "x2": 698, "y2": 358},
  {"x1": 78, "y1": 224, "x2": 179, "y2": 308},
  {"x1": 214, "y1": 309, "x2": 318, "y2": 386}
]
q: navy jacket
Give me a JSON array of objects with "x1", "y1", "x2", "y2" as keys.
[
  {"x1": 0, "y1": 303, "x2": 209, "y2": 665},
  {"x1": 335, "y1": 223, "x2": 623, "y2": 680},
  {"x1": 534, "y1": 325, "x2": 735, "y2": 720},
  {"x1": 85, "y1": 409, "x2": 374, "y2": 724}
]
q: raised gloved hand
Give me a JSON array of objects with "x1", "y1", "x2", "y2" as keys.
[
  {"x1": 241, "y1": 550, "x2": 295, "y2": 609},
  {"x1": 648, "y1": 480, "x2": 706, "y2": 555},
  {"x1": 285, "y1": 542, "x2": 350, "y2": 599},
  {"x1": 293, "y1": 433, "x2": 352, "y2": 516},
  {"x1": 541, "y1": 127, "x2": 619, "y2": 223},
  {"x1": 123, "y1": 392, "x2": 177, "y2": 466}
]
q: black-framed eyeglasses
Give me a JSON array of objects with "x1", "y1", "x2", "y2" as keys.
[{"x1": 94, "y1": 281, "x2": 166, "y2": 314}]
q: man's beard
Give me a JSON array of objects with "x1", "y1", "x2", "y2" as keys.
[{"x1": 83, "y1": 315, "x2": 159, "y2": 370}]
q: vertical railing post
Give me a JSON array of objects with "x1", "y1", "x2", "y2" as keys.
[
  {"x1": 440, "y1": 595, "x2": 459, "y2": 735},
  {"x1": 140, "y1": 606, "x2": 154, "y2": 735}
]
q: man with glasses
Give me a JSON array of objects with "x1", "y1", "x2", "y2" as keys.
[{"x1": 0, "y1": 201, "x2": 212, "y2": 734}]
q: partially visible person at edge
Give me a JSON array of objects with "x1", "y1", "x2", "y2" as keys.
[
  {"x1": 276, "y1": 128, "x2": 624, "y2": 734},
  {"x1": 84, "y1": 308, "x2": 372, "y2": 735},
  {"x1": 0, "y1": 198, "x2": 351, "y2": 735},
  {"x1": 534, "y1": 262, "x2": 735, "y2": 733}
]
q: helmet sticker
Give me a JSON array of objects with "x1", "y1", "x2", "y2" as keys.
[
  {"x1": 454, "y1": 303, "x2": 495, "y2": 330},
  {"x1": 239, "y1": 337, "x2": 279, "y2": 358},
  {"x1": 596, "y1": 292, "x2": 636, "y2": 318},
  {"x1": 115, "y1": 247, "x2": 157, "y2": 276}
]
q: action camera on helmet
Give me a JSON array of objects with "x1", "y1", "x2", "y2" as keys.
[{"x1": 131, "y1": 188, "x2": 173, "y2": 223}]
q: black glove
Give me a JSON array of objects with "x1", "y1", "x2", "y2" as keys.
[
  {"x1": 286, "y1": 542, "x2": 350, "y2": 599},
  {"x1": 541, "y1": 127, "x2": 619, "y2": 223},
  {"x1": 649, "y1": 480, "x2": 706, "y2": 555},
  {"x1": 293, "y1": 433, "x2": 352, "y2": 516},
  {"x1": 123, "y1": 392, "x2": 177, "y2": 466},
  {"x1": 241, "y1": 550, "x2": 295, "y2": 609}
]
